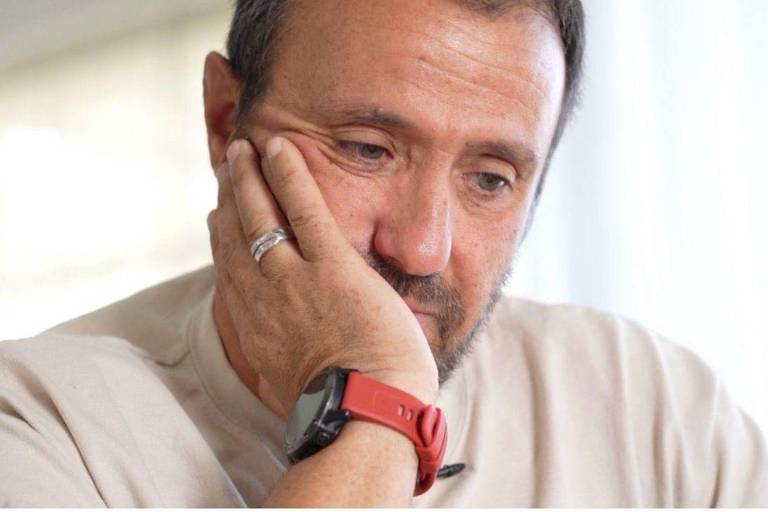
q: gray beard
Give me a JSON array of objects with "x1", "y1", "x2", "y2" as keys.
[
  {"x1": 434, "y1": 279, "x2": 505, "y2": 385},
  {"x1": 363, "y1": 251, "x2": 512, "y2": 386}
]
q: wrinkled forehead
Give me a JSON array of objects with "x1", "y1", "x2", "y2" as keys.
[{"x1": 266, "y1": 0, "x2": 565, "y2": 156}]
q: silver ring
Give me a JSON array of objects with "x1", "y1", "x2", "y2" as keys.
[{"x1": 250, "y1": 227, "x2": 295, "y2": 263}]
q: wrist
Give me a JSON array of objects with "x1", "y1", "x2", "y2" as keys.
[
  {"x1": 283, "y1": 419, "x2": 419, "y2": 506},
  {"x1": 285, "y1": 367, "x2": 447, "y2": 496},
  {"x1": 324, "y1": 356, "x2": 439, "y2": 405},
  {"x1": 362, "y1": 369, "x2": 439, "y2": 405},
  {"x1": 334, "y1": 417, "x2": 419, "y2": 468}
]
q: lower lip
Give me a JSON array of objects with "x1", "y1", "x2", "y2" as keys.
[{"x1": 413, "y1": 312, "x2": 434, "y2": 326}]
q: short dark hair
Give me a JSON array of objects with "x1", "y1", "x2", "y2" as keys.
[{"x1": 226, "y1": 0, "x2": 585, "y2": 202}]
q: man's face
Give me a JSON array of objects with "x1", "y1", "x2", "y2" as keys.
[{"x1": 243, "y1": 0, "x2": 565, "y2": 381}]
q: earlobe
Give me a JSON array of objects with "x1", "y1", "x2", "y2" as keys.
[{"x1": 203, "y1": 51, "x2": 240, "y2": 169}]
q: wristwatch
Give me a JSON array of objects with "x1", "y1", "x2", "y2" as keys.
[{"x1": 284, "y1": 367, "x2": 448, "y2": 495}]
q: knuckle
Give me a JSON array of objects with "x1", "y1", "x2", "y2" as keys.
[
  {"x1": 288, "y1": 207, "x2": 319, "y2": 231},
  {"x1": 271, "y1": 161, "x2": 299, "y2": 189}
]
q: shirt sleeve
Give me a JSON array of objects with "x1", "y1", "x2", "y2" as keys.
[
  {"x1": 0, "y1": 354, "x2": 106, "y2": 507},
  {"x1": 707, "y1": 379, "x2": 768, "y2": 506},
  {"x1": 654, "y1": 337, "x2": 768, "y2": 506}
]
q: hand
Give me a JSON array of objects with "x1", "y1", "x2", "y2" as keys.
[{"x1": 207, "y1": 137, "x2": 439, "y2": 415}]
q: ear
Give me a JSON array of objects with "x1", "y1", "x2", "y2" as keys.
[{"x1": 203, "y1": 51, "x2": 240, "y2": 169}]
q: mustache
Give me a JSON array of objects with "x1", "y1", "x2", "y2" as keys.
[{"x1": 363, "y1": 252, "x2": 465, "y2": 339}]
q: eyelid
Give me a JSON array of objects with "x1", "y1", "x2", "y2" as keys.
[
  {"x1": 463, "y1": 171, "x2": 515, "y2": 199},
  {"x1": 478, "y1": 171, "x2": 512, "y2": 187},
  {"x1": 333, "y1": 127, "x2": 393, "y2": 147},
  {"x1": 337, "y1": 139, "x2": 385, "y2": 150},
  {"x1": 336, "y1": 140, "x2": 391, "y2": 159},
  {"x1": 480, "y1": 154, "x2": 520, "y2": 178},
  {"x1": 330, "y1": 139, "x2": 396, "y2": 174},
  {"x1": 476, "y1": 167, "x2": 516, "y2": 184}
]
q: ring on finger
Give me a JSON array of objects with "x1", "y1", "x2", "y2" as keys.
[{"x1": 250, "y1": 226, "x2": 295, "y2": 264}]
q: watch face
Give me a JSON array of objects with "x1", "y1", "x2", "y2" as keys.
[{"x1": 285, "y1": 371, "x2": 332, "y2": 452}]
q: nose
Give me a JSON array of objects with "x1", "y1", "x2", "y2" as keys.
[{"x1": 372, "y1": 173, "x2": 452, "y2": 277}]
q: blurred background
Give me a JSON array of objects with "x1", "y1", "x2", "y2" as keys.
[{"x1": 1, "y1": 0, "x2": 766, "y2": 431}]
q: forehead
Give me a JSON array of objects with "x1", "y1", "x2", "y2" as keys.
[{"x1": 266, "y1": 0, "x2": 565, "y2": 157}]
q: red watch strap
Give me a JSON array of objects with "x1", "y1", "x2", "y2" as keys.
[{"x1": 339, "y1": 371, "x2": 448, "y2": 496}]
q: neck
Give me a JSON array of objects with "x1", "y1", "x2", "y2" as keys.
[{"x1": 212, "y1": 289, "x2": 290, "y2": 420}]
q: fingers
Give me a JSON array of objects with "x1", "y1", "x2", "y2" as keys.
[
  {"x1": 213, "y1": 133, "x2": 344, "y2": 285},
  {"x1": 226, "y1": 141, "x2": 288, "y2": 245},
  {"x1": 216, "y1": 153, "x2": 296, "y2": 283},
  {"x1": 212, "y1": 164, "x2": 259, "y2": 287},
  {"x1": 225, "y1": 140, "x2": 301, "y2": 274},
  {"x1": 261, "y1": 136, "x2": 347, "y2": 262}
]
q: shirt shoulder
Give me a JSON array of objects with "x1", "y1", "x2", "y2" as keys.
[
  {"x1": 484, "y1": 295, "x2": 722, "y2": 398},
  {"x1": 0, "y1": 265, "x2": 216, "y2": 437},
  {"x1": 0, "y1": 266, "x2": 238, "y2": 507},
  {"x1": 36, "y1": 265, "x2": 216, "y2": 365},
  {"x1": 462, "y1": 296, "x2": 768, "y2": 506}
]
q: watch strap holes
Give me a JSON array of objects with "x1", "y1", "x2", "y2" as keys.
[{"x1": 396, "y1": 404, "x2": 415, "y2": 421}]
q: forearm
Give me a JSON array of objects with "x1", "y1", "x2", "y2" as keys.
[{"x1": 265, "y1": 420, "x2": 419, "y2": 507}]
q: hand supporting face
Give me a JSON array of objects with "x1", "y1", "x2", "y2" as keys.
[{"x1": 207, "y1": 137, "x2": 439, "y2": 416}]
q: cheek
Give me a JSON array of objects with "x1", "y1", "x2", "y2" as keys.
[
  {"x1": 293, "y1": 141, "x2": 386, "y2": 251},
  {"x1": 451, "y1": 208, "x2": 524, "y2": 313},
  {"x1": 286, "y1": 133, "x2": 526, "y2": 310}
]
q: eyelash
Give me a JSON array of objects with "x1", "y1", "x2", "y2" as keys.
[
  {"x1": 475, "y1": 172, "x2": 512, "y2": 190},
  {"x1": 465, "y1": 173, "x2": 514, "y2": 202},
  {"x1": 336, "y1": 140, "x2": 389, "y2": 163}
]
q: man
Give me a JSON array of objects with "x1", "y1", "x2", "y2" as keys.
[{"x1": 1, "y1": 0, "x2": 766, "y2": 507}]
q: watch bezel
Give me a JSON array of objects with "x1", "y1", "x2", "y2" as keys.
[{"x1": 284, "y1": 367, "x2": 354, "y2": 463}]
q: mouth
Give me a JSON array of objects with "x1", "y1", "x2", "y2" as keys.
[{"x1": 410, "y1": 310, "x2": 435, "y2": 337}]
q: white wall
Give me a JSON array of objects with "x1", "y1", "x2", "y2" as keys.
[{"x1": 0, "y1": 6, "x2": 230, "y2": 339}]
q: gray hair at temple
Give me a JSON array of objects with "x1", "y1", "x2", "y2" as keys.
[{"x1": 226, "y1": 0, "x2": 586, "y2": 202}]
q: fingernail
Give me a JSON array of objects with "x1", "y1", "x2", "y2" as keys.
[
  {"x1": 226, "y1": 141, "x2": 241, "y2": 162},
  {"x1": 266, "y1": 137, "x2": 283, "y2": 159}
]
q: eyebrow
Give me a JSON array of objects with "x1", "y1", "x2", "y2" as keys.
[
  {"x1": 316, "y1": 103, "x2": 413, "y2": 131},
  {"x1": 314, "y1": 103, "x2": 540, "y2": 177}
]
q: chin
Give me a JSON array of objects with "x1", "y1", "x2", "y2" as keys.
[{"x1": 434, "y1": 290, "x2": 505, "y2": 385}]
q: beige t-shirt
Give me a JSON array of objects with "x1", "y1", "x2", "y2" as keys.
[{"x1": 1, "y1": 266, "x2": 766, "y2": 507}]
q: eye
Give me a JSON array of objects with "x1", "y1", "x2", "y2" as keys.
[
  {"x1": 474, "y1": 172, "x2": 511, "y2": 192},
  {"x1": 336, "y1": 140, "x2": 388, "y2": 161}
]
